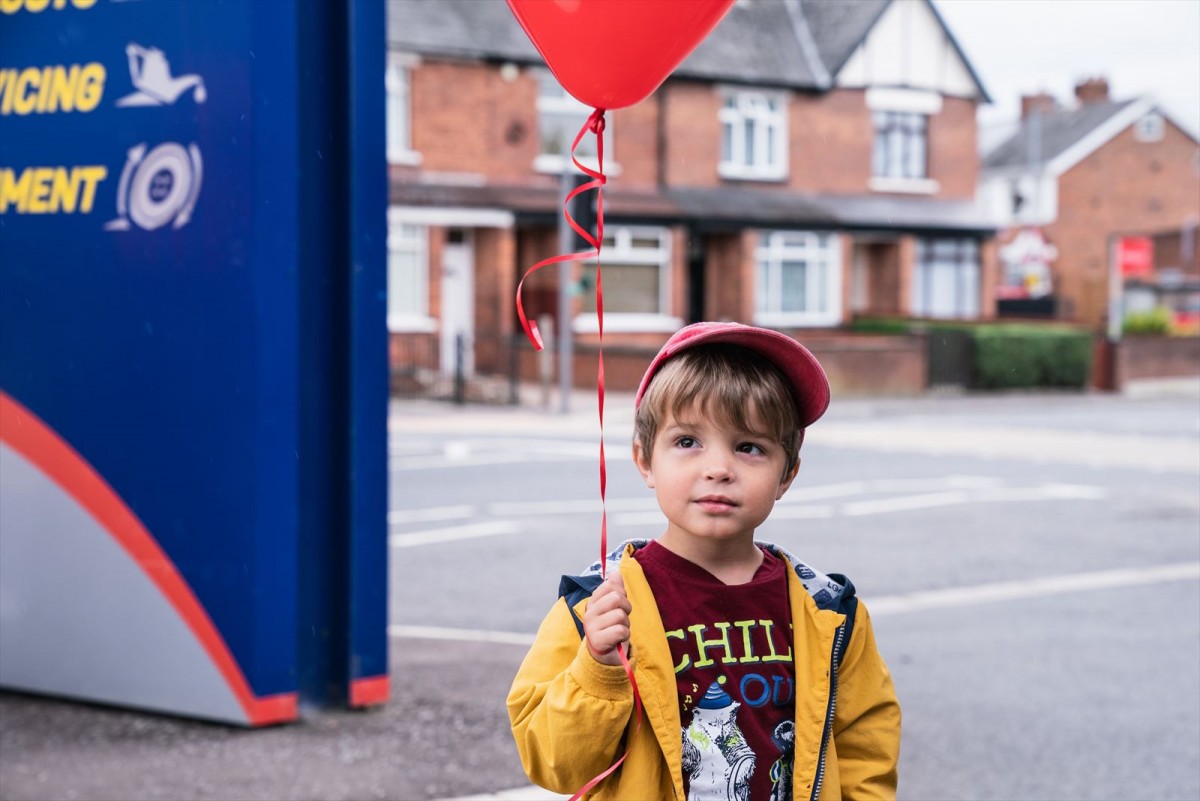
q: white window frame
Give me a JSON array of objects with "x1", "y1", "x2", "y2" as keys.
[
  {"x1": 718, "y1": 88, "x2": 788, "y2": 181},
  {"x1": 753, "y1": 230, "x2": 842, "y2": 327},
  {"x1": 573, "y1": 226, "x2": 681, "y2": 333},
  {"x1": 867, "y1": 89, "x2": 941, "y2": 193},
  {"x1": 912, "y1": 238, "x2": 981, "y2": 319},
  {"x1": 533, "y1": 68, "x2": 616, "y2": 175},
  {"x1": 386, "y1": 55, "x2": 421, "y2": 166},
  {"x1": 386, "y1": 214, "x2": 435, "y2": 333}
]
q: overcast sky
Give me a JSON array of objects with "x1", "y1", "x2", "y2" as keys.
[{"x1": 933, "y1": 0, "x2": 1200, "y2": 148}]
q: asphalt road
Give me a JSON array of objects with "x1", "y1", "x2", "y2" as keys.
[
  {"x1": 2, "y1": 385, "x2": 1197, "y2": 801},
  {"x1": 388, "y1": 386, "x2": 1200, "y2": 800}
]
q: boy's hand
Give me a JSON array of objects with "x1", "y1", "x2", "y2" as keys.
[{"x1": 582, "y1": 569, "x2": 631, "y2": 666}]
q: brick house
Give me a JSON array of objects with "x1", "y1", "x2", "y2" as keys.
[
  {"x1": 385, "y1": 0, "x2": 996, "y2": 393},
  {"x1": 979, "y1": 78, "x2": 1200, "y2": 328}
]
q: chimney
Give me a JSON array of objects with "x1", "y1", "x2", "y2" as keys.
[
  {"x1": 1020, "y1": 93, "x2": 1056, "y2": 119},
  {"x1": 1074, "y1": 77, "x2": 1110, "y2": 105}
]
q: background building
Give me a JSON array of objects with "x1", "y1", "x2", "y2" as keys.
[
  {"x1": 979, "y1": 78, "x2": 1200, "y2": 328},
  {"x1": 384, "y1": 0, "x2": 998, "y2": 394}
]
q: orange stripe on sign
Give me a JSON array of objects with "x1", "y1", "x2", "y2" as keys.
[
  {"x1": 350, "y1": 675, "x2": 390, "y2": 707},
  {"x1": 0, "y1": 391, "x2": 298, "y2": 727}
]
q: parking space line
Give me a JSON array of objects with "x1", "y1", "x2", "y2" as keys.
[
  {"x1": 869, "y1": 561, "x2": 1200, "y2": 616},
  {"x1": 392, "y1": 562, "x2": 1200, "y2": 644},
  {"x1": 389, "y1": 521, "x2": 520, "y2": 548}
]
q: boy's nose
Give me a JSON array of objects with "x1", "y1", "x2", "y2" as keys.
[{"x1": 703, "y1": 454, "x2": 734, "y2": 481}]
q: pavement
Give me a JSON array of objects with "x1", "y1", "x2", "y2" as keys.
[{"x1": 1, "y1": 376, "x2": 1197, "y2": 801}]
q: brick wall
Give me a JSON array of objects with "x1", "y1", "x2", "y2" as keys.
[
  {"x1": 928, "y1": 97, "x2": 979, "y2": 199},
  {"x1": 1117, "y1": 335, "x2": 1200, "y2": 382},
  {"x1": 516, "y1": 332, "x2": 928, "y2": 397},
  {"x1": 790, "y1": 89, "x2": 873, "y2": 194},
  {"x1": 409, "y1": 61, "x2": 554, "y2": 185},
  {"x1": 661, "y1": 80, "x2": 723, "y2": 187},
  {"x1": 1048, "y1": 119, "x2": 1200, "y2": 325}
]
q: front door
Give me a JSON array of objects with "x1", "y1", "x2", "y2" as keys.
[{"x1": 440, "y1": 229, "x2": 474, "y2": 377}]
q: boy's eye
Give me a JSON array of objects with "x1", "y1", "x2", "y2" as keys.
[
  {"x1": 675, "y1": 436, "x2": 698, "y2": 449},
  {"x1": 737, "y1": 442, "x2": 766, "y2": 455}
]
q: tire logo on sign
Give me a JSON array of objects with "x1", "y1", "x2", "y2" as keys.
[{"x1": 104, "y1": 142, "x2": 203, "y2": 231}]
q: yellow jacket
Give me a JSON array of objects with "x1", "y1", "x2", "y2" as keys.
[{"x1": 508, "y1": 541, "x2": 901, "y2": 800}]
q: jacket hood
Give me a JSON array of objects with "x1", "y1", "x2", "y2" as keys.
[{"x1": 564, "y1": 538, "x2": 856, "y2": 614}]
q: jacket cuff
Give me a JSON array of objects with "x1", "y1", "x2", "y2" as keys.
[{"x1": 568, "y1": 640, "x2": 635, "y2": 702}]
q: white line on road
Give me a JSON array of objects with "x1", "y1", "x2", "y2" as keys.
[
  {"x1": 843, "y1": 490, "x2": 970, "y2": 517},
  {"x1": 388, "y1": 624, "x2": 535, "y2": 646},
  {"x1": 388, "y1": 505, "x2": 476, "y2": 525},
  {"x1": 869, "y1": 562, "x2": 1200, "y2": 616},
  {"x1": 389, "y1": 521, "x2": 520, "y2": 548},
  {"x1": 394, "y1": 562, "x2": 1200, "y2": 645},
  {"x1": 393, "y1": 477, "x2": 1107, "y2": 535},
  {"x1": 486, "y1": 497, "x2": 658, "y2": 517}
]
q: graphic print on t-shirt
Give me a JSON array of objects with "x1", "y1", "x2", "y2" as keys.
[
  {"x1": 633, "y1": 542, "x2": 796, "y2": 801},
  {"x1": 683, "y1": 677, "x2": 754, "y2": 799}
]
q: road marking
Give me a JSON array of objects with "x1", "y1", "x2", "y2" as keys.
[
  {"x1": 487, "y1": 497, "x2": 657, "y2": 517},
  {"x1": 391, "y1": 438, "x2": 601, "y2": 470},
  {"x1": 392, "y1": 477, "x2": 1108, "y2": 534},
  {"x1": 388, "y1": 624, "x2": 535, "y2": 646},
  {"x1": 393, "y1": 562, "x2": 1200, "y2": 646},
  {"x1": 844, "y1": 490, "x2": 969, "y2": 517},
  {"x1": 814, "y1": 423, "x2": 1200, "y2": 473},
  {"x1": 389, "y1": 521, "x2": 520, "y2": 548},
  {"x1": 388, "y1": 505, "x2": 475, "y2": 525},
  {"x1": 869, "y1": 562, "x2": 1200, "y2": 616}
]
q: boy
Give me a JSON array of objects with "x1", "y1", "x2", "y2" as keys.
[{"x1": 508, "y1": 321, "x2": 901, "y2": 800}]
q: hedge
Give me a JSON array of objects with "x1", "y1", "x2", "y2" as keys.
[
  {"x1": 850, "y1": 318, "x2": 1093, "y2": 389},
  {"x1": 970, "y1": 324, "x2": 1092, "y2": 389}
]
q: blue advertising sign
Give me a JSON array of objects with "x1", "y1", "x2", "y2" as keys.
[{"x1": 0, "y1": 0, "x2": 387, "y2": 724}]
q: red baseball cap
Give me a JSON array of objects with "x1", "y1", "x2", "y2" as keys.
[{"x1": 634, "y1": 321, "x2": 831, "y2": 428}]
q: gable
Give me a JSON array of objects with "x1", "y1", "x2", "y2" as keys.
[
  {"x1": 982, "y1": 99, "x2": 1144, "y2": 174},
  {"x1": 835, "y1": 0, "x2": 986, "y2": 100}
]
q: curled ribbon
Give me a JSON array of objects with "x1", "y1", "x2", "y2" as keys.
[
  {"x1": 513, "y1": 106, "x2": 612, "y2": 577},
  {"x1": 514, "y1": 107, "x2": 608, "y2": 351},
  {"x1": 513, "y1": 108, "x2": 641, "y2": 798}
]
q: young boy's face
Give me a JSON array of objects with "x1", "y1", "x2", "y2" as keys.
[{"x1": 633, "y1": 402, "x2": 798, "y2": 549}]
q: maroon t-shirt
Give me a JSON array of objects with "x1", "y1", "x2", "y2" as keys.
[{"x1": 634, "y1": 541, "x2": 796, "y2": 801}]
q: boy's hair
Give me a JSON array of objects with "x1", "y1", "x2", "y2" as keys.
[{"x1": 634, "y1": 343, "x2": 803, "y2": 477}]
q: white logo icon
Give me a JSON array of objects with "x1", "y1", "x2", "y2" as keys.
[
  {"x1": 105, "y1": 142, "x2": 203, "y2": 231},
  {"x1": 116, "y1": 43, "x2": 207, "y2": 107}
]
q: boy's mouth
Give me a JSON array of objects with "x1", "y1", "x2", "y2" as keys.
[{"x1": 695, "y1": 495, "x2": 737, "y2": 512}]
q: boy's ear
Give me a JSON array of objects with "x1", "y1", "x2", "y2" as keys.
[
  {"x1": 776, "y1": 457, "x2": 800, "y2": 501},
  {"x1": 632, "y1": 440, "x2": 655, "y2": 489}
]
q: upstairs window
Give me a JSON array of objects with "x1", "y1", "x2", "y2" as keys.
[
  {"x1": 535, "y1": 69, "x2": 612, "y2": 173},
  {"x1": 872, "y1": 110, "x2": 927, "y2": 179},
  {"x1": 386, "y1": 58, "x2": 420, "y2": 165},
  {"x1": 754, "y1": 230, "x2": 841, "y2": 326},
  {"x1": 719, "y1": 89, "x2": 787, "y2": 181}
]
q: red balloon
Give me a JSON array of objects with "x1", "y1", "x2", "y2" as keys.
[{"x1": 507, "y1": 0, "x2": 735, "y2": 110}]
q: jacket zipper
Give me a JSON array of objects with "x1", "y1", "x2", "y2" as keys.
[{"x1": 810, "y1": 623, "x2": 846, "y2": 801}]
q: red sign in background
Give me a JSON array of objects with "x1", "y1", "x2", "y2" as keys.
[{"x1": 1118, "y1": 236, "x2": 1155, "y2": 277}]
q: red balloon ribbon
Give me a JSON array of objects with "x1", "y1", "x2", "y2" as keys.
[
  {"x1": 513, "y1": 108, "x2": 642, "y2": 799},
  {"x1": 513, "y1": 106, "x2": 613, "y2": 581}
]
